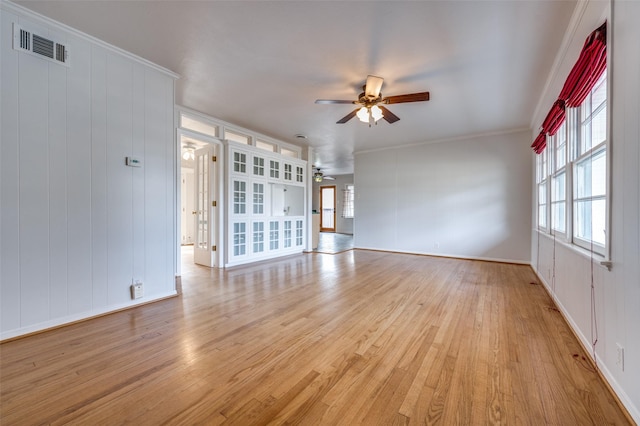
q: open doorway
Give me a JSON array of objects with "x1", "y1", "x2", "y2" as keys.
[
  {"x1": 179, "y1": 130, "x2": 220, "y2": 268},
  {"x1": 320, "y1": 185, "x2": 336, "y2": 232}
]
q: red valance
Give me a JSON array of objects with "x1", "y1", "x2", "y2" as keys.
[
  {"x1": 533, "y1": 22, "x2": 607, "y2": 153},
  {"x1": 531, "y1": 132, "x2": 546, "y2": 154}
]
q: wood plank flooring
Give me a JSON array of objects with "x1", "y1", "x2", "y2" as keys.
[{"x1": 0, "y1": 249, "x2": 631, "y2": 425}]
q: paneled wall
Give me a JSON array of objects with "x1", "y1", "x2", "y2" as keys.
[
  {"x1": 354, "y1": 130, "x2": 532, "y2": 263},
  {"x1": 530, "y1": 1, "x2": 640, "y2": 421},
  {"x1": 1, "y1": 4, "x2": 177, "y2": 340}
]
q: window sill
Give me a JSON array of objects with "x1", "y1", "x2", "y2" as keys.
[{"x1": 535, "y1": 229, "x2": 611, "y2": 270}]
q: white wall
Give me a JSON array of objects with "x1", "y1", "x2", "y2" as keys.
[
  {"x1": 312, "y1": 174, "x2": 354, "y2": 235},
  {"x1": 1, "y1": 3, "x2": 177, "y2": 340},
  {"x1": 530, "y1": 1, "x2": 640, "y2": 421},
  {"x1": 354, "y1": 130, "x2": 532, "y2": 263}
]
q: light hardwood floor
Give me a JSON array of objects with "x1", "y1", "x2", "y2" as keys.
[{"x1": 0, "y1": 249, "x2": 631, "y2": 425}]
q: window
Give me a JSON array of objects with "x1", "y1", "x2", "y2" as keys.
[
  {"x1": 296, "y1": 166, "x2": 304, "y2": 183},
  {"x1": 256, "y1": 140, "x2": 276, "y2": 152},
  {"x1": 536, "y1": 149, "x2": 548, "y2": 230},
  {"x1": 536, "y1": 71, "x2": 607, "y2": 256},
  {"x1": 180, "y1": 113, "x2": 218, "y2": 137},
  {"x1": 280, "y1": 148, "x2": 298, "y2": 159},
  {"x1": 225, "y1": 130, "x2": 250, "y2": 145},
  {"x1": 342, "y1": 185, "x2": 354, "y2": 218},
  {"x1": 551, "y1": 123, "x2": 567, "y2": 235},
  {"x1": 572, "y1": 71, "x2": 607, "y2": 253},
  {"x1": 253, "y1": 183, "x2": 264, "y2": 214}
]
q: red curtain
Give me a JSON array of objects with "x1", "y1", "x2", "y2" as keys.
[
  {"x1": 531, "y1": 132, "x2": 546, "y2": 154},
  {"x1": 533, "y1": 22, "x2": 607, "y2": 153}
]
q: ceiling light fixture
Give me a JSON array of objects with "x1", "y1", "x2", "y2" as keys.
[
  {"x1": 356, "y1": 106, "x2": 369, "y2": 123},
  {"x1": 313, "y1": 171, "x2": 323, "y2": 183},
  {"x1": 356, "y1": 105, "x2": 384, "y2": 126},
  {"x1": 182, "y1": 144, "x2": 195, "y2": 160}
]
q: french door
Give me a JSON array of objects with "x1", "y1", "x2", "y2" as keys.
[{"x1": 193, "y1": 144, "x2": 216, "y2": 266}]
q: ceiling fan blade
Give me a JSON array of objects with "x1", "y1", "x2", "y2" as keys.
[
  {"x1": 324, "y1": 176, "x2": 336, "y2": 180},
  {"x1": 365, "y1": 75, "x2": 384, "y2": 99},
  {"x1": 315, "y1": 99, "x2": 357, "y2": 104},
  {"x1": 336, "y1": 108, "x2": 359, "y2": 124},
  {"x1": 383, "y1": 91, "x2": 430, "y2": 104},
  {"x1": 379, "y1": 105, "x2": 400, "y2": 123}
]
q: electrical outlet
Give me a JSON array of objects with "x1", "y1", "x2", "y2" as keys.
[
  {"x1": 131, "y1": 281, "x2": 143, "y2": 300},
  {"x1": 616, "y1": 343, "x2": 624, "y2": 371}
]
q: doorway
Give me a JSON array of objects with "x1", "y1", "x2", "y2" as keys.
[
  {"x1": 179, "y1": 130, "x2": 220, "y2": 268},
  {"x1": 320, "y1": 185, "x2": 336, "y2": 232}
]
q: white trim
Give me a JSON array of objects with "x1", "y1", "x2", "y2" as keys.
[
  {"x1": 535, "y1": 229, "x2": 608, "y2": 268},
  {"x1": 354, "y1": 127, "x2": 530, "y2": 156},
  {"x1": 1, "y1": 0, "x2": 179, "y2": 79},
  {"x1": 531, "y1": 266, "x2": 640, "y2": 424},
  {"x1": 176, "y1": 105, "x2": 304, "y2": 155},
  {"x1": 0, "y1": 291, "x2": 178, "y2": 341},
  {"x1": 353, "y1": 247, "x2": 531, "y2": 266}
]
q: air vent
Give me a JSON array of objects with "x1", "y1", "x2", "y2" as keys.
[
  {"x1": 32, "y1": 34, "x2": 54, "y2": 58},
  {"x1": 13, "y1": 23, "x2": 69, "y2": 67}
]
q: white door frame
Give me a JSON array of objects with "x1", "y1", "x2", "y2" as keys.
[{"x1": 176, "y1": 129, "x2": 224, "y2": 272}]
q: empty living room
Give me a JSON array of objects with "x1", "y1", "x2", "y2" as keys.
[{"x1": 1, "y1": 0, "x2": 638, "y2": 424}]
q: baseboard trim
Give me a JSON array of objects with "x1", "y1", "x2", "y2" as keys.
[
  {"x1": 0, "y1": 290, "x2": 179, "y2": 343},
  {"x1": 530, "y1": 265, "x2": 639, "y2": 425},
  {"x1": 354, "y1": 247, "x2": 530, "y2": 265}
]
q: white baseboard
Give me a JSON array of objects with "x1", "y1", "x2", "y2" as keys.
[{"x1": 0, "y1": 290, "x2": 178, "y2": 342}]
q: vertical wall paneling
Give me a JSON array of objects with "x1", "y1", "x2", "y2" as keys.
[
  {"x1": 0, "y1": 3, "x2": 177, "y2": 339},
  {"x1": 66, "y1": 35, "x2": 93, "y2": 314},
  {"x1": 165, "y1": 76, "x2": 181, "y2": 284},
  {"x1": 132, "y1": 64, "x2": 145, "y2": 285},
  {"x1": 164, "y1": 72, "x2": 176, "y2": 289},
  {"x1": 0, "y1": 10, "x2": 22, "y2": 331},
  {"x1": 616, "y1": 0, "x2": 640, "y2": 413},
  {"x1": 145, "y1": 70, "x2": 168, "y2": 291},
  {"x1": 48, "y1": 26, "x2": 69, "y2": 318},
  {"x1": 18, "y1": 20, "x2": 51, "y2": 326},
  {"x1": 106, "y1": 52, "x2": 134, "y2": 305},
  {"x1": 90, "y1": 46, "x2": 109, "y2": 310}
]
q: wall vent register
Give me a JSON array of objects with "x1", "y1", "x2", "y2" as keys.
[{"x1": 13, "y1": 23, "x2": 69, "y2": 66}]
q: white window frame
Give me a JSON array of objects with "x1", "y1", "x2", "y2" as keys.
[
  {"x1": 536, "y1": 70, "x2": 608, "y2": 259},
  {"x1": 536, "y1": 148, "x2": 549, "y2": 231},
  {"x1": 550, "y1": 123, "x2": 567, "y2": 237},
  {"x1": 342, "y1": 184, "x2": 354, "y2": 219}
]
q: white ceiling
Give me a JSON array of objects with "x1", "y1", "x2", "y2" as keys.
[{"x1": 17, "y1": 0, "x2": 577, "y2": 175}]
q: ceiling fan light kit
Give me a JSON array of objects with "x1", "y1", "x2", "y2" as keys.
[
  {"x1": 313, "y1": 168, "x2": 335, "y2": 183},
  {"x1": 315, "y1": 75, "x2": 430, "y2": 126}
]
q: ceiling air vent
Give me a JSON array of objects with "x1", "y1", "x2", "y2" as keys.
[{"x1": 13, "y1": 23, "x2": 69, "y2": 67}]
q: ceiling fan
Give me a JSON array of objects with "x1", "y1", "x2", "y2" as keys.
[
  {"x1": 315, "y1": 75, "x2": 430, "y2": 125},
  {"x1": 313, "y1": 168, "x2": 335, "y2": 183}
]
